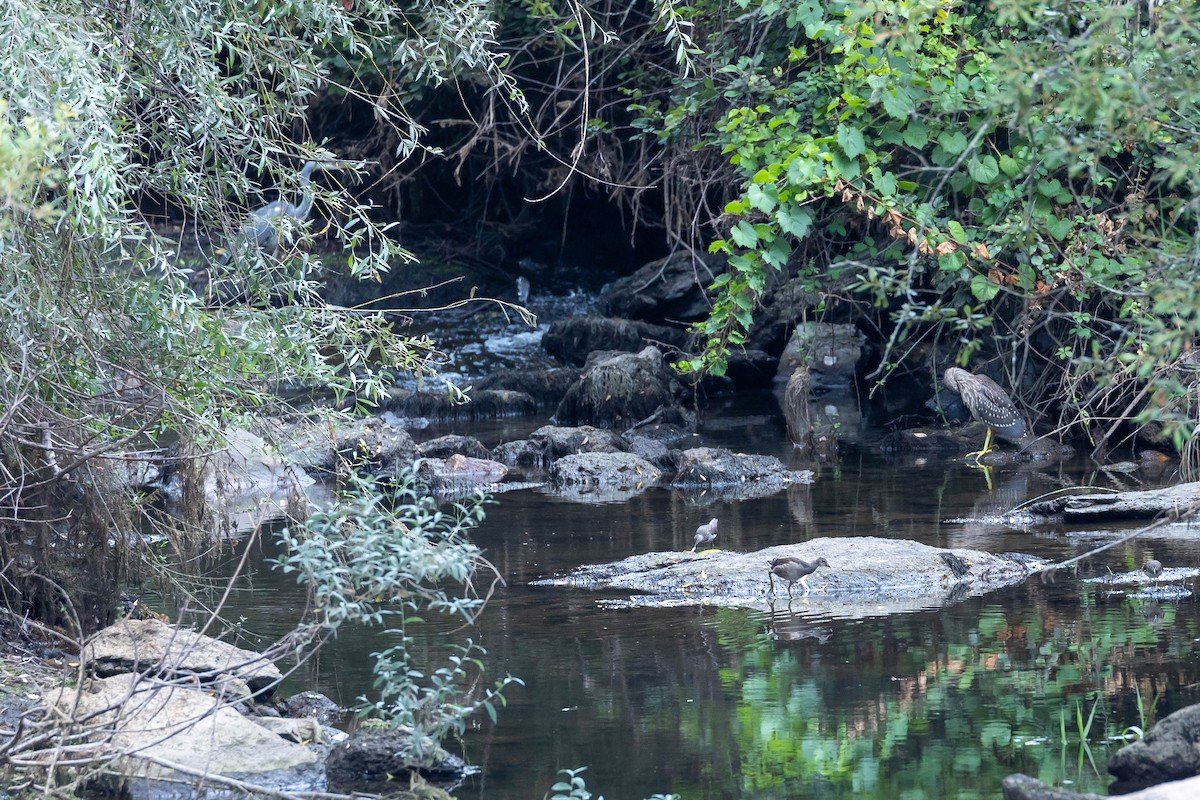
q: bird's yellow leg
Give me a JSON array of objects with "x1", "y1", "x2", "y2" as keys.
[{"x1": 964, "y1": 427, "x2": 995, "y2": 464}]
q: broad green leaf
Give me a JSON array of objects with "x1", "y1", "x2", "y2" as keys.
[
  {"x1": 730, "y1": 220, "x2": 759, "y2": 248},
  {"x1": 875, "y1": 171, "x2": 897, "y2": 196},
  {"x1": 776, "y1": 204, "x2": 813, "y2": 239},
  {"x1": 882, "y1": 88, "x2": 914, "y2": 120},
  {"x1": 968, "y1": 155, "x2": 999, "y2": 184},
  {"x1": 902, "y1": 120, "x2": 928, "y2": 149},
  {"x1": 947, "y1": 220, "x2": 967, "y2": 244},
  {"x1": 837, "y1": 124, "x2": 866, "y2": 158},
  {"x1": 970, "y1": 274, "x2": 1001, "y2": 301},
  {"x1": 938, "y1": 130, "x2": 969, "y2": 155},
  {"x1": 1047, "y1": 216, "x2": 1073, "y2": 240}
]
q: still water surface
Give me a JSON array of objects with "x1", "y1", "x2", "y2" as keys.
[{"x1": 186, "y1": 394, "x2": 1200, "y2": 800}]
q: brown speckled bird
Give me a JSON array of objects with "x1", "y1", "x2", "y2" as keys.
[
  {"x1": 943, "y1": 367, "x2": 1029, "y2": 460},
  {"x1": 768, "y1": 556, "x2": 829, "y2": 600}
]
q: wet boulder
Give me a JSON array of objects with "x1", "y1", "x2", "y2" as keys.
[
  {"x1": 1000, "y1": 774, "x2": 1103, "y2": 800},
  {"x1": 530, "y1": 424, "x2": 630, "y2": 459},
  {"x1": 548, "y1": 452, "x2": 662, "y2": 492},
  {"x1": 278, "y1": 690, "x2": 342, "y2": 727},
  {"x1": 82, "y1": 618, "x2": 282, "y2": 695},
  {"x1": 171, "y1": 427, "x2": 318, "y2": 534},
  {"x1": 1003, "y1": 772, "x2": 1200, "y2": 799},
  {"x1": 671, "y1": 446, "x2": 809, "y2": 489},
  {"x1": 776, "y1": 322, "x2": 865, "y2": 390},
  {"x1": 325, "y1": 725, "x2": 473, "y2": 793},
  {"x1": 542, "y1": 316, "x2": 690, "y2": 367},
  {"x1": 415, "y1": 455, "x2": 508, "y2": 491},
  {"x1": 277, "y1": 416, "x2": 418, "y2": 476},
  {"x1": 475, "y1": 367, "x2": 582, "y2": 406},
  {"x1": 418, "y1": 434, "x2": 491, "y2": 460},
  {"x1": 491, "y1": 438, "x2": 545, "y2": 468},
  {"x1": 1108, "y1": 703, "x2": 1200, "y2": 790},
  {"x1": 555, "y1": 346, "x2": 680, "y2": 430},
  {"x1": 599, "y1": 251, "x2": 720, "y2": 324},
  {"x1": 384, "y1": 388, "x2": 536, "y2": 422}
]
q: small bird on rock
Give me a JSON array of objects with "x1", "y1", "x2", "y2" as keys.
[
  {"x1": 691, "y1": 518, "x2": 718, "y2": 552},
  {"x1": 1142, "y1": 558, "x2": 1163, "y2": 580},
  {"x1": 768, "y1": 556, "x2": 830, "y2": 600}
]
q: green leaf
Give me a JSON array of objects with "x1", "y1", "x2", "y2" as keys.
[
  {"x1": 874, "y1": 171, "x2": 897, "y2": 196},
  {"x1": 837, "y1": 124, "x2": 866, "y2": 158},
  {"x1": 1046, "y1": 216, "x2": 1073, "y2": 240},
  {"x1": 776, "y1": 204, "x2": 813, "y2": 238},
  {"x1": 882, "y1": 87, "x2": 914, "y2": 119},
  {"x1": 938, "y1": 130, "x2": 969, "y2": 155},
  {"x1": 746, "y1": 182, "x2": 778, "y2": 214},
  {"x1": 902, "y1": 120, "x2": 928, "y2": 149},
  {"x1": 970, "y1": 274, "x2": 1001, "y2": 301},
  {"x1": 947, "y1": 220, "x2": 967, "y2": 244},
  {"x1": 730, "y1": 220, "x2": 759, "y2": 248},
  {"x1": 968, "y1": 155, "x2": 999, "y2": 184},
  {"x1": 830, "y1": 151, "x2": 860, "y2": 179},
  {"x1": 999, "y1": 155, "x2": 1024, "y2": 178},
  {"x1": 937, "y1": 250, "x2": 967, "y2": 271}
]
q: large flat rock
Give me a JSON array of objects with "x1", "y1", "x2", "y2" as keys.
[
  {"x1": 82, "y1": 618, "x2": 282, "y2": 694},
  {"x1": 534, "y1": 536, "x2": 1046, "y2": 617},
  {"x1": 47, "y1": 673, "x2": 317, "y2": 780},
  {"x1": 1026, "y1": 482, "x2": 1200, "y2": 522}
]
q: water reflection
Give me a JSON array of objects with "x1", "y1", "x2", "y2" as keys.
[{"x1": 150, "y1": 402, "x2": 1200, "y2": 800}]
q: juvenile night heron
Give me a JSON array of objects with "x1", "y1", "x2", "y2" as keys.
[
  {"x1": 768, "y1": 556, "x2": 829, "y2": 600},
  {"x1": 1143, "y1": 558, "x2": 1163, "y2": 579},
  {"x1": 691, "y1": 518, "x2": 718, "y2": 552},
  {"x1": 943, "y1": 367, "x2": 1029, "y2": 460}
]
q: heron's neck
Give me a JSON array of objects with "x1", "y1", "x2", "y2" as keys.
[{"x1": 292, "y1": 161, "x2": 316, "y2": 219}]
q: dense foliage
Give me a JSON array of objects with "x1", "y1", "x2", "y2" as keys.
[
  {"x1": 464, "y1": 0, "x2": 1199, "y2": 456},
  {"x1": 655, "y1": 0, "x2": 1199, "y2": 454},
  {"x1": 0, "y1": 0, "x2": 517, "y2": 772},
  {"x1": 0, "y1": 1, "x2": 512, "y2": 612}
]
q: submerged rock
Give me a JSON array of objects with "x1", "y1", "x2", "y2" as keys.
[
  {"x1": 1004, "y1": 772, "x2": 1200, "y2": 799},
  {"x1": 533, "y1": 536, "x2": 1046, "y2": 617},
  {"x1": 530, "y1": 424, "x2": 630, "y2": 459},
  {"x1": 415, "y1": 455, "x2": 508, "y2": 491},
  {"x1": 599, "y1": 252, "x2": 720, "y2": 325},
  {"x1": 542, "y1": 315, "x2": 690, "y2": 367},
  {"x1": 417, "y1": 434, "x2": 491, "y2": 460},
  {"x1": 775, "y1": 322, "x2": 865, "y2": 390},
  {"x1": 276, "y1": 415, "x2": 419, "y2": 476},
  {"x1": 475, "y1": 367, "x2": 582, "y2": 405}
]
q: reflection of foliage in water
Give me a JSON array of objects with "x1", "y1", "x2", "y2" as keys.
[{"x1": 693, "y1": 583, "x2": 1195, "y2": 799}]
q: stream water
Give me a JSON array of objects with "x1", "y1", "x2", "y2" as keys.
[
  {"x1": 128, "y1": 292, "x2": 1200, "y2": 799},
  {"x1": 164, "y1": 384, "x2": 1200, "y2": 800}
]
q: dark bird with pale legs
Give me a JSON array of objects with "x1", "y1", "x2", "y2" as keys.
[
  {"x1": 768, "y1": 556, "x2": 829, "y2": 600},
  {"x1": 691, "y1": 518, "x2": 718, "y2": 552},
  {"x1": 1143, "y1": 558, "x2": 1163, "y2": 579}
]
